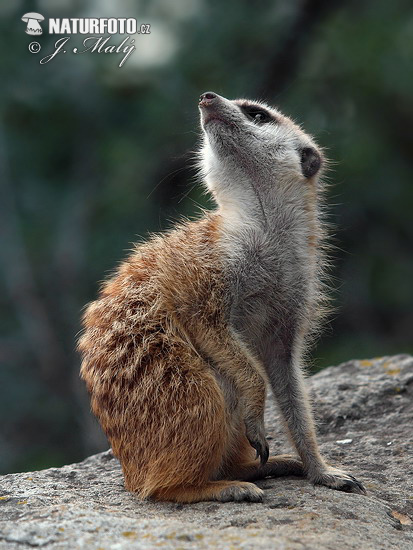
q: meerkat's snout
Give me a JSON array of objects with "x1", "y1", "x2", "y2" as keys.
[
  {"x1": 199, "y1": 91, "x2": 218, "y2": 105},
  {"x1": 198, "y1": 91, "x2": 233, "y2": 129}
]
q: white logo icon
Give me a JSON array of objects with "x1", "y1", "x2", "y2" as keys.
[{"x1": 21, "y1": 13, "x2": 44, "y2": 36}]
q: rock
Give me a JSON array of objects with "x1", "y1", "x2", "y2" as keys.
[{"x1": 0, "y1": 355, "x2": 412, "y2": 549}]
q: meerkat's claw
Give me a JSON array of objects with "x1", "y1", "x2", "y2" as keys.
[
  {"x1": 311, "y1": 466, "x2": 366, "y2": 495},
  {"x1": 343, "y1": 475, "x2": 366, "y2": 494},
  {"x1": 245, "y1": 417, "x2": 269, "y2": 466},
  {"x1": 261, "y1": 442, "x2": 270, "y2": 466},
  {"x1": 248, "y1": 437, "x2": 269, "y2": 466}
]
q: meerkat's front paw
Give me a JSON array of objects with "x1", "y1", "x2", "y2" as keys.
[
  {"x1": 244, "y1": 418, "x2": 269, "y2": 466},
  {"x1": 311, "y1": 466, "x2": 366, "y2": 495}
]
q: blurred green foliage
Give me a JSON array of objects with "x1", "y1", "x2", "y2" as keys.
[{"x1": 0, "y1": 0, "x2": 412, "y2": 474}]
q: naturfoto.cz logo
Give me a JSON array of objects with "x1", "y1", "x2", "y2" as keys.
[{"x1": 23, "y1": 15, "x2": 151, "y2": 68}]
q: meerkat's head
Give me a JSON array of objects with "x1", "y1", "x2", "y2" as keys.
[{"x1": 198, "y1": 92, "x2": 325, "y2": 223}]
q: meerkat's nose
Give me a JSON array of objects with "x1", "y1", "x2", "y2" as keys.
[{"x1": 199, "y1": 92, "x2": 217, "y2": 104}]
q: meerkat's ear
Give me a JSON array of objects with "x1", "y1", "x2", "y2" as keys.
[{"x1": 301, "y1": 147, "x2": 321, "y2": 178}]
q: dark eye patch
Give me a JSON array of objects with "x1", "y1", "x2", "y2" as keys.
[{"x1": 240, "y1": 104, "x2": 274, "y2": 124}]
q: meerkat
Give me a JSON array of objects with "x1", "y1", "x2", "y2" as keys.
[{"x1": 78, "y1": 92, "x2": 366, "y2": 503}]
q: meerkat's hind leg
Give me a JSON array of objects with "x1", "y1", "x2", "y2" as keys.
[
  {"x1": 233, "y1": 455, "x2": 304, "y2": 482},
  {"x1": 152, "y1": 480, "x2": 264, "y2": 503},
  {"x1": 116, "y1": 352, "x2": 266, "y2": 504},
  {"x1": 224, "y1": 436, "x2": 304, "y2": 482}
]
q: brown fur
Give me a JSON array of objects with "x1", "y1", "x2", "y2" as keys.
[{"x1": 79, "y1": 214, "x2": 300, "y2": 502}]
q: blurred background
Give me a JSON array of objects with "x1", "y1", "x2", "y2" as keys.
[{"x1": 0, "y1": 0, "x2": 412, "y2": 475}]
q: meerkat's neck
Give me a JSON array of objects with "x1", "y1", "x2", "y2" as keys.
[{"x1": 212, "y1": 172, "x2": 320, "y2": 248}]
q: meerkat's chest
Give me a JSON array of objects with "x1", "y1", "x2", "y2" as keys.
[{"x1": 226, "y1": 229, "x2": 315, "y2": 341}]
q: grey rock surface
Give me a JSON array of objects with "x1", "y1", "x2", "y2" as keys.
[{"x1": 0, "y1": 355, "x2": 412, "y2": 549}]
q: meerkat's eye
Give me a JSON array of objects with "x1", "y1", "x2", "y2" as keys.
[
  {"x1": 241, "y1": 105, "x2": 273, "y2": 124},
  {"x1": 253, "y1": 112, "x2": 268, "y2": 123}
]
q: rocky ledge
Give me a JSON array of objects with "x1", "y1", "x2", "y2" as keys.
[{"x1": 0, "y1": 355, "x2": 412, "y2": 549}]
